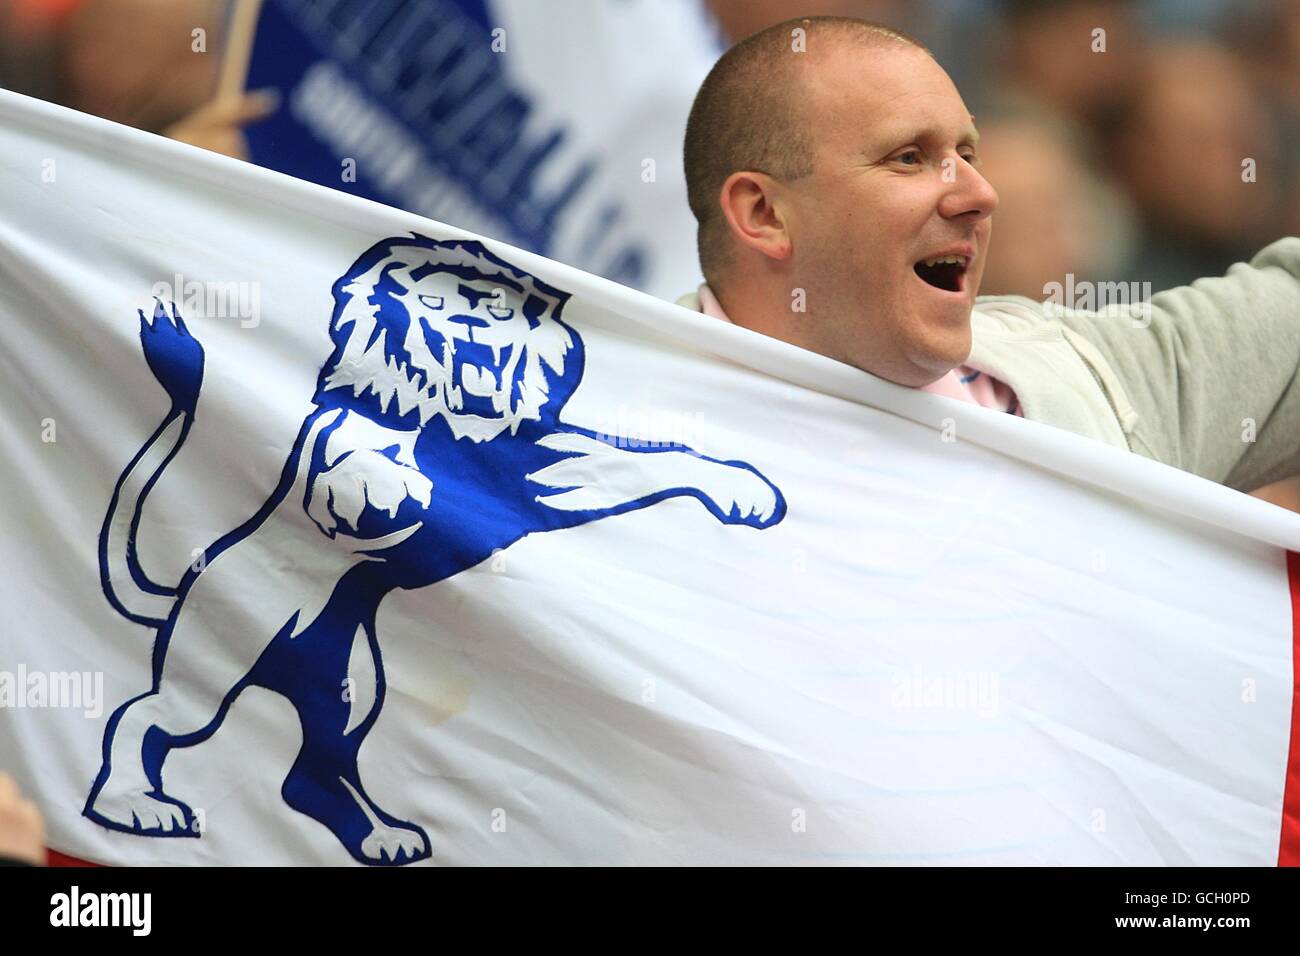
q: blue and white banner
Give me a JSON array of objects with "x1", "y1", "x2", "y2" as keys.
[
  {"x1": 244, "y1": 0, "x2": 721, "y2": 299},
  {"x1": 3, "y1": 89, "x2": 1300, "y2": 866}
]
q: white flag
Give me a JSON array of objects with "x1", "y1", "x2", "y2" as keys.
[{"x1": 2, "y1": 89, "x2": 1300, "y2": 866}]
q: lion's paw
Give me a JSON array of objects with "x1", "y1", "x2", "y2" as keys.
[
  {"x1": 360, "y1": 822, "x2": 429, "y2": 865},
  {"x1": 705, "y1": 467, "x2": 782, "y2": 527},
  {"x1": 308, "y1": 450, "x2": 433, "y2": 536},
  {"x1": 88, "y1": 787, "x2": 197, "y2": 836}
]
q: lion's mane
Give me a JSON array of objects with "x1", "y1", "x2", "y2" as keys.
[{"x1": 314, "y1": 236, "x2": 578, "y2": 434}]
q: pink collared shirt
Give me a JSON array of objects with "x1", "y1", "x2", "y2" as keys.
[{"x1": 696, "y1": 284, "x2": 1022, "y2": 416}]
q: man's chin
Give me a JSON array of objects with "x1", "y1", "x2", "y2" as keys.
[{"x1": 905, "y1": 334, "x2": 972, "y2": 385}]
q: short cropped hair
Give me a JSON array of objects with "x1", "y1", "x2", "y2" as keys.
[{"x1": 683, "y1": 17, "x2": 928, "y2": 285}]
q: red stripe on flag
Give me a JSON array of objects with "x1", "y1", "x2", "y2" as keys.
[
  {"x1": 1280, "y1": 550, "x2": 1300, "y2": 865},
  {"x1": 45, "y1": 848, "x2": 102, "y2": 867}
]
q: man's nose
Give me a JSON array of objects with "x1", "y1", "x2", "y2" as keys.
[{"x1": 938, "y1": 159, "x2": 998, "y2": 223}]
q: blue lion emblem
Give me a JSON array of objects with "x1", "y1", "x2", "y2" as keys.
[{"x1": 87, "y1": 236, "x2": 786, "y2": 865}]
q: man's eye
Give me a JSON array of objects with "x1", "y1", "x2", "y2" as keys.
[
  {"x1": 418, "y1": 295, "x2": 445, "y2": 310},
  {"x1": 960, "y1": 151, "x2": 978, "y2": 165},
  {"x1": 895, "y1": 150, "x2": 921, "y2": 166},
  {"x1": 487, "y1": 306, "x2": 514, "y2": 319}
]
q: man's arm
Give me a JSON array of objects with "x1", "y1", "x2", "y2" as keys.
[
  {"x1": 1052, "y1": 238, "x2": 1300, "y2": 492},
  {"x1": 0, "y1": 772, "x2": 44, "y2": 866},
  {"x1": 1249, "y1": 475, "x2": 1300, "y2": 512}
]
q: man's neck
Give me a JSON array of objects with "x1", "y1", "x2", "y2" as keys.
[{"x1": 709, "y1": 279, "x2": 819, "y2": 354}]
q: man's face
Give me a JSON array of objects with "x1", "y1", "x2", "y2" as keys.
[{"x1": 782, "y1": 44, "x2": 997, "y2": 386}]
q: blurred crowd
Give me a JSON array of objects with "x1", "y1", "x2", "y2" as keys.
[
  {"x1": 933, "y1": 0, "x2": 1299, "y2": 295},
  {"x1": 2, "y1": 0, "x2": 1295, "y2": 295}
]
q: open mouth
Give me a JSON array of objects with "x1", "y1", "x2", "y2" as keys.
[
  {"x1": 451, "y1": 341, "x2": 509, "y2": 397},
  {"x1": 913, "y1": 254, "x2": 969, "y2": 293},
  {"x1": 421, "y1": 323, "x2": 520, "y2": 417}
]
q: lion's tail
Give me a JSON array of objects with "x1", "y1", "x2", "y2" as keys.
[{"x1": 98, "y1": 301, "x2": 206, "y2": 628}]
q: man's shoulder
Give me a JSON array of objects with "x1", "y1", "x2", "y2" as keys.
[
  {"x1": 674, "y1": 291, "x2": 702, "y2": 311},
  {"x1": 972, "y1": 295, "x2": 1056, "y2": 335}
]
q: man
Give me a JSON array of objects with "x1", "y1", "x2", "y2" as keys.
[{"x1": 679, "y1": 17, "x2": 1300, "y2": 497}]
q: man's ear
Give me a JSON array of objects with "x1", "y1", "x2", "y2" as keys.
[{"x1": 718, "y1": 171, "x2": 793, "y2": 263}]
